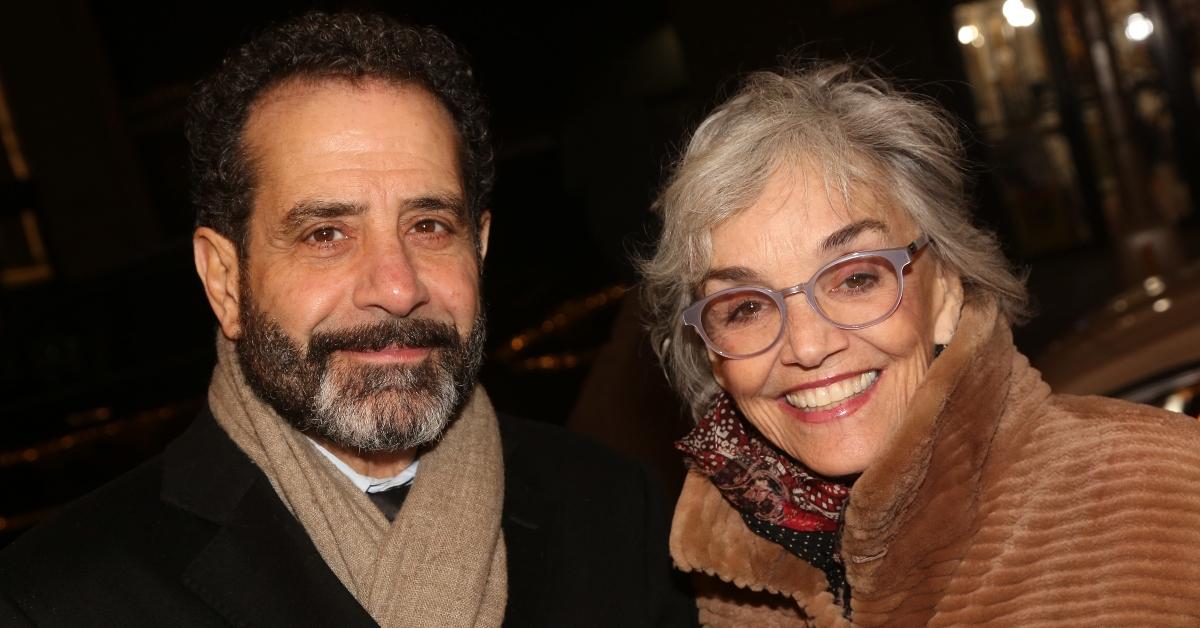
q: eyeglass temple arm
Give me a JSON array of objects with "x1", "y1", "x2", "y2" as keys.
[{"x1": 907, "y1": 234, "x2": 930, "y2": 255}]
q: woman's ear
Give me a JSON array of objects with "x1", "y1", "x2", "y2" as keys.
[
  {"x1": 933, "y1": 267, "x2": 964, "y2": 346},
  {"x1": 193, "y1": 227, "x2": 243, "y2": 340},
  {"x1": 701, "y1": 340, "x2": 735, "y2": 390}
]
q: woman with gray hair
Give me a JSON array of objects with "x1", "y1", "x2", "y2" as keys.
[{"x1": 643, "y1": 63, "x2": 1200, "y2": 626}]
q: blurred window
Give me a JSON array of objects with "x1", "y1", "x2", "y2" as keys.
[
  {"x1": 953, "y1": 0, "x2": 1199, "y2": 258},
  {"x1": 955, "y1": 0, "x2": 1093, "y2": 255}
]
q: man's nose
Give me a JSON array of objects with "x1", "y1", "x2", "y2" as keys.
[
  {"x1": 778, "y1": 296, "x2": 849, "y2": 368},
  {"x1": 352, "y1": 238, "x2": 430, "y2": 317}
]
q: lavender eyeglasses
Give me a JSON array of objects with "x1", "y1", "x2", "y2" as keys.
[{"x1": 682, "y1": 235, "x2": 930, "y2": 359}]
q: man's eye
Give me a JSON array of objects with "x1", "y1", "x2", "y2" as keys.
[
  {"x1": 411, "y1": 219, "x2": 449, "y2": 235},
  {"x1": 307, "y1": 227, "x2": 346, "y2": 243}
]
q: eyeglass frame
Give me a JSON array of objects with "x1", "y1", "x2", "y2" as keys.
[{"x1": 681, "y1": 234, "x2": 931, "y2": 359}]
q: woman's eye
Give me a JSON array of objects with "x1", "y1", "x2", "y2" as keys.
[
  {"x1": 724, "y1": 297, "x2": 769, "y2": 324},
  {"x1": 307, "y1": 226, "x2": 346, "y2": 243},
  {"x1": 842, "y1": 273, "x2": 879, "y2": 291},
  {"x1": 731, "y1": 300, "x2": 761, "y2": 318}
]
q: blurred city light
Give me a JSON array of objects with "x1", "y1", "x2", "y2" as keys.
[
  {"x1": 1002, "y1": 0, "x2": 1037, "y2": 27},
  {"x1": 1125, "y1": 12, "x2": 1154, "y2": 42},
  {"x1": 1143, "y1": 275, "x2": 1166, "y2": 297},
  {"x1": 958, "y1": 24, "x2": 981, "y2": 45}
]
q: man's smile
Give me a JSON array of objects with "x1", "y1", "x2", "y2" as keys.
[{"x1": 338, "y1": 345, "x2": 433, "y2": 363}]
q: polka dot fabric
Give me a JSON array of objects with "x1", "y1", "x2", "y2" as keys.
[{"x1": 740, "y1": 513, "x2": 850, "y2": 613}]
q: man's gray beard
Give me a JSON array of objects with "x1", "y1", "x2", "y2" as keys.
[
  {"x1": 234, "y1": 288, "x2": 487, "y2": 453},
  {"x1": 308, "y1": 328, "x2": 483, "y2": 451}
]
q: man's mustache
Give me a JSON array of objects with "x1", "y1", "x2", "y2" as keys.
[{"x1": 307, "y1": 318, "x2": 458, "y2": 363}]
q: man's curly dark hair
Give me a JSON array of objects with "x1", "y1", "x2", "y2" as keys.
[{"x1": 187, "y1": 12, "x2": 493, "y2": 255}]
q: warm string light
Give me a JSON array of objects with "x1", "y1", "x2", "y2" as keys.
[
  {"x1": 511, "y1": 350, "x2": 598, "y2": 373},
  {"x1": 0, "y1": 402, "x2": 193, "y2": 469},
  {"x1": 493, "y1": 284, "x2": 628, "y2": 371}
]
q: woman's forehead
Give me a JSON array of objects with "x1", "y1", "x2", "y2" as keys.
[{"x1": 706, "y1": 167, "x2": 913, "y2": 268}]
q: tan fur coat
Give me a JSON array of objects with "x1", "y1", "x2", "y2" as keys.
[{"x1": 671, "y1": 302, "x2": 1200, "y2": 626}]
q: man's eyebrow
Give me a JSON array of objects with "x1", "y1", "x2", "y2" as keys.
[
  {"x1": 280, "y1": 200, "x2": 366, "y2": 232},
  {"x1": 405, "y1": 193, "x2": 467, "y2": 218},
  {"x1": 820, "y1": 218, "x2": 889, "y2": 253},
  {"x1": 278, "y1": 193, "x2": 467, "y2": 232}
]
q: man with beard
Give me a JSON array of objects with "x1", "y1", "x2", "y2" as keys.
[{"x1": 0, "y1": 12, "x2": 695, "y2": 628}]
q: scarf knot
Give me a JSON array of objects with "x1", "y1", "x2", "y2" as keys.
[{"x1": 676, "y1": 392, "x2": 850, "y2": 533}]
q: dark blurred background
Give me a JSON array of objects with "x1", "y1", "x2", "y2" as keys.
[{"x1": 3, "y1": 0, "x2": 1199, "y2": 545}]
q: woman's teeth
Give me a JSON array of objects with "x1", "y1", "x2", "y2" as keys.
[{"x1": 785, "y1": 371, "x2": 879, "y2": 411}]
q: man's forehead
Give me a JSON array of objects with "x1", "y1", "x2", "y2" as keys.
[{"x1": 240, "y1": 76, "x2": 465, "y2": 214}]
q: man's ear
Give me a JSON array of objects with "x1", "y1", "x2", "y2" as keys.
[
  {"x1": 933, "y1": 266, "x2": 965, "y2": 346},
  {"x1": 477, "y1": 211, "x2": 492, "y2": 262},
  {"x1": 193, "y1": 227, "x2": 243, "y2": 340}
]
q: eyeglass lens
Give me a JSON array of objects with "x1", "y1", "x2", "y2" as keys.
[{"x1": 699, "y1": 254, "x2": 901, "y2": 356}]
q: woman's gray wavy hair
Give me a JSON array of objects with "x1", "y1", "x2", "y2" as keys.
[{"x1": 641, "y1": 62, "x2": 1029, "y2": 418}]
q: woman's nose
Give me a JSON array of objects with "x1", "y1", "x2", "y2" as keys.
[{"x1": 778, "y1": 297, "x2": 849, "y2": 368}]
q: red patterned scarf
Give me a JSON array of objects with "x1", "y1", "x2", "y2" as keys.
[{"x1": 676, "y1": 392, "x2": 850, "y2": 533}]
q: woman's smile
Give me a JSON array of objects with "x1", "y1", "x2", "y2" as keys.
[{"x1": 779, "y1": 369, "x2": 880, "y2": 423}]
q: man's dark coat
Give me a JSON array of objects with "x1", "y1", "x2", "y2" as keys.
[{"x1": 0, "y1": 409, "x2": 696, "y2": 627}]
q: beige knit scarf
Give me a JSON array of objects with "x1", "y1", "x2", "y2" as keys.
[{"x1": 207, "y1": 336, "x2": 507, "y2": 627}]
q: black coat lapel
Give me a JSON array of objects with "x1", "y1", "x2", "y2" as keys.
[
  {"x1": 498, "y1": 415, "x2": 553, "y2": 627},
  {"x1": 182, "y1": 480, "x2": 375, "y2": 628},
  {"x1": 162, "y1": 411, "x2": 375, "y2": 628}
]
